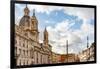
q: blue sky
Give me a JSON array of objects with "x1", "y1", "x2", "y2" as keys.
[{"x1": 15, "y1": 4, "x2": 95, "y2": 54}]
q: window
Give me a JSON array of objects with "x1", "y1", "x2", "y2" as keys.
[
  {"x1": 27, "y1": 60, "x2": 28, "y2": 65},
  {"x1": 15, "y1": 39, "x2": 17, "y2": 44},
  {"x1": 27, "y1": 50, "x2": 28, "y2": 56},
  {"x1": 25, "y1": 40, "x2": 26, "y2": 48},
  {"x1": 19, "y1": 60, "x2": 21, "y2": 65},
  {"x1": 15, "y1": 47, "x2": 17, "y2": 55},
  {"x1": 37, "y1": 52, "x2": 39, "y2": 64},
  {"x1": 19, "y1": 38, "x2": 21, "y2": 46},
  {"x1": 23, "y1": 50, "x2": 25, "y2": 55},
  {"x1": 19, "y1": 49, "x2": 21, "y2": 54},
  {"x1": 27, "y1": 41, "x2": 28, "y2": 48}
]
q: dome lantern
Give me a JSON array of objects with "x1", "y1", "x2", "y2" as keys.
[{"x1": 24, "y1": 4, "x2": 30, "y2": 16}]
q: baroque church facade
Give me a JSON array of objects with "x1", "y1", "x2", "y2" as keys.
[{"x1": 15, "y1": 5, "x2": 52, "y2": 66}]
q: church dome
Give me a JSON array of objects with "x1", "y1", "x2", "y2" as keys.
[
  {"x1": 19, "y1": 5, "x2": 30, "y2": 27},
  {"x1": 19, "y1": 15, "x2": 30, "y2": 27}
]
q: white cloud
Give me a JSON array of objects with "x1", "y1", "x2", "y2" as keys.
[
  {"x1": 73, "y1": 20, "x2": 94, "y2": 40},
  {"x1": 47, "y1": 20, "x2": 83, "y2": 54},
  {"x1": 47, "y1": 18, "x2": 94, "y2": 54},
  {"x1": 64, "y1": 7, "x2": 94, "y2": 20},
  {"x1": 27, "y1": 4, "x2": 63, "y2": 15},
  {"x1": 45, "y1": 20, "x2": 50, "y2": 24}
]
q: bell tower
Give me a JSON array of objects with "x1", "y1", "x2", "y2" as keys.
[
  {"x1": 31, "y1": 9, "x2": 38, "y2": 31},
  {"x1": 43, "y1": 27, "x2": 49, "y2": 46},
  {"x1": 30, "y1": 9, "x2": 39, "y2": 42}
]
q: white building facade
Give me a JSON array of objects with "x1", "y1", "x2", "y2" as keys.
[{"x1": 15, "y1": 5, "x2": 52, "y2": 66}]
